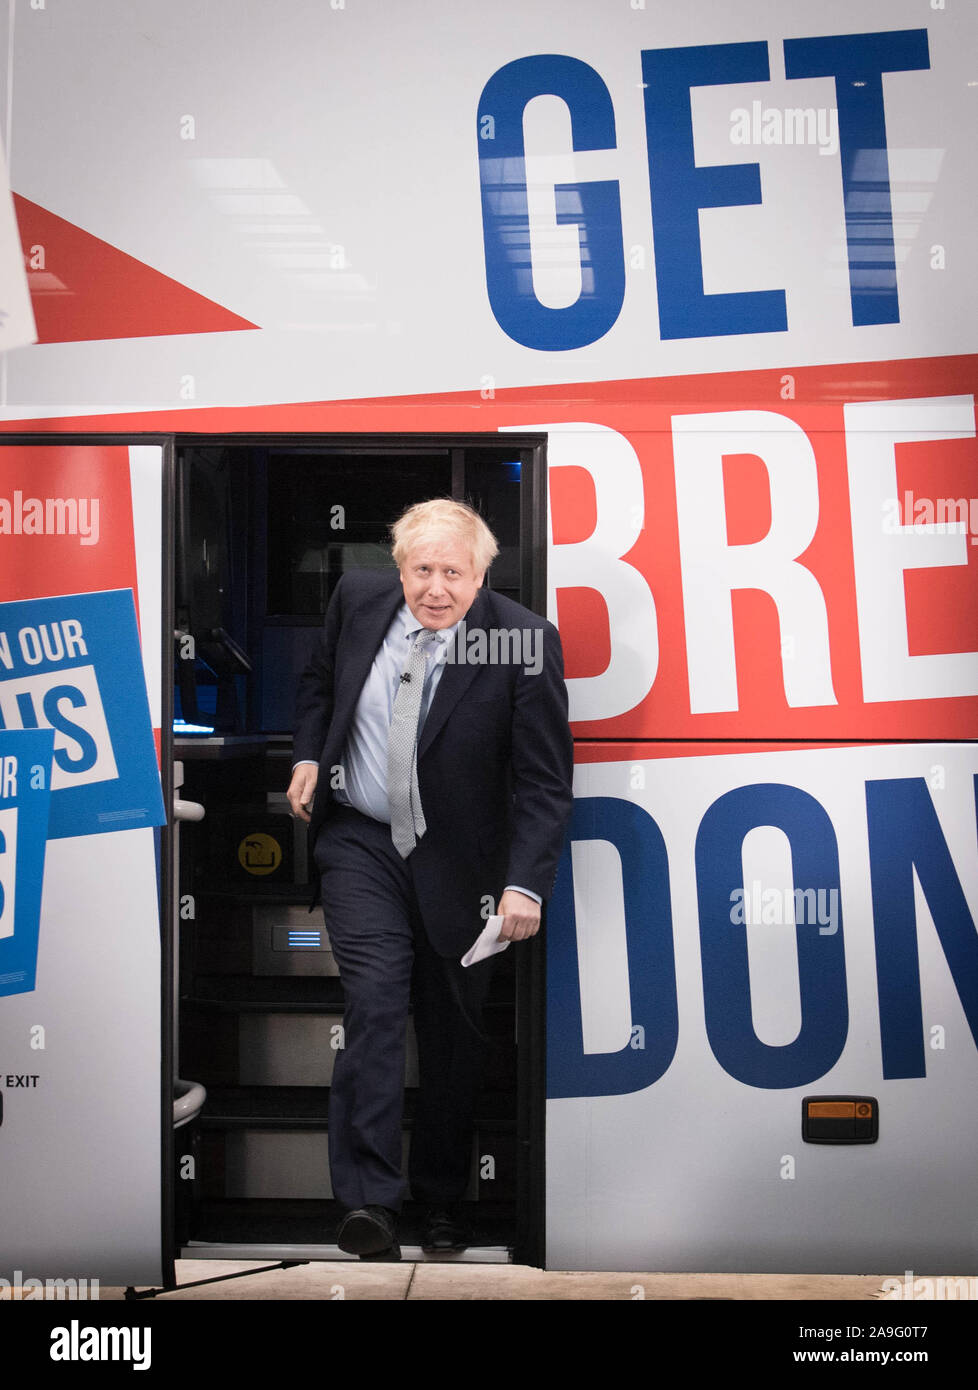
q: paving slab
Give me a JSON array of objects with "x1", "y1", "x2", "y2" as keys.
[
  {"x1": 403, "y1": 1266, "x2": 889, "y2": 1301},
  {"x1": 87, "y1": 1259, "x2": 414, "y2": 1301},
  {"x1": 8, "y1": 1263, "x2": 926, "y2": 1302}
]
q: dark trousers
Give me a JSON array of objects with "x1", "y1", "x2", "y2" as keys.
[{"x1": 314, "y1": 805, "x2": 494, "y2": 1212}]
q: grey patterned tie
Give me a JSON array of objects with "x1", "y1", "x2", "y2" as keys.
[{"x1": 388, "y1": 628, "x2": 436, "y2": 857}]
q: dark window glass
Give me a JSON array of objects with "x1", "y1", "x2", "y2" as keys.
[{"x1": 266, "y1": 451, "x2": 453, "y2": 616}]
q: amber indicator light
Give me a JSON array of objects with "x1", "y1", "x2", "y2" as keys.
[
  {"x1": 809, "y1": 1101, "x2": 856, "y2": 1119},
  {"x1": 801, "y1": 1095, "x2": 878, "y2": 1144}
]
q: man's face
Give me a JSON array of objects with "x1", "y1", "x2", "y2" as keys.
[{"x1": 399, "y1": 540, "x2": 483, "y2": 630}]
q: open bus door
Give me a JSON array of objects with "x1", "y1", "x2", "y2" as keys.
[{"x1": 172, "y1": 432, "x2": 549, "y2": 1267}]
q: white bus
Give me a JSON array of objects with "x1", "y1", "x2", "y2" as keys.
[{"x1": 0, "y1": 0, "x2": 975, "y2": 1286}]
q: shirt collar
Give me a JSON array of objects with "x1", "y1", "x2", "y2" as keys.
[{"x1": 397, "y1": 602, "x2": 462, "y2": 648}]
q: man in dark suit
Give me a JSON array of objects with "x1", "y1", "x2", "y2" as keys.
[{"x1": 287, "y1": 498, "x2": 573, "y2": 1259}]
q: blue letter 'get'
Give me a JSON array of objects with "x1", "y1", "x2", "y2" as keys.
[
  {"x1": 784, "y1": 29, "x2": 930, "y2": 328},
  {"x1": 478, "y1": 55, "x2": 625, "y2": 351},
  {"x1": 642, "y1": 41, "x2": 787, "y2": 341}
]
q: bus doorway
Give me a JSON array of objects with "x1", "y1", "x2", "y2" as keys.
[{"x1": 172, "y1": 432, "x2": 549, "y2": 1266}]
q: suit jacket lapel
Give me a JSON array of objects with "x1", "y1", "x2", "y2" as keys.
[
  {"x1": 417, "y1": 587, "x2": 490, "y2": 757},
  {"x1": 328, "y1": 576, "x2": 403, "y2": 753}
]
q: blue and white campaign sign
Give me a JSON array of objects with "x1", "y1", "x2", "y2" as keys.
[
  {"x1": 0, "y1": 729, "x2": 53, "y2": 999},
  {"x1": 0, "y1": 589, "x2": 164, "y2": 840}
]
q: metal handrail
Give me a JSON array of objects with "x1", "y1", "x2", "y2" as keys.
[{"x1": 173, "y1": 1079, "x2": 207, "y2": 1128}]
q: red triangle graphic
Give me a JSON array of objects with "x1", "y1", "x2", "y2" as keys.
[{"x1": 14, "y1": 193, "x2": 259, "y2": 343}]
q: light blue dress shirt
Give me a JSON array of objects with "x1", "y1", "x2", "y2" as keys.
[
  {"x1": 295, "y1": 600, "x2": 540, "y2": 905},
  {"x1": 335, "y1": 602, "x2": 457, "y2": 822}
]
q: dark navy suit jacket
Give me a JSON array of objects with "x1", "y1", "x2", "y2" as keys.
[{"x1": 293, "y1": 570, "x2": 574, "y2": 955}]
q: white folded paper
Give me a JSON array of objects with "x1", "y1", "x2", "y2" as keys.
[{"x1": 461, "y1": 915, "x2": 509, "y2": 968}]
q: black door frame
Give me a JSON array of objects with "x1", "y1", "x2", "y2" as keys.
[{"x1": 175, "y1": 429, "x2": 551, "y2": 1266}]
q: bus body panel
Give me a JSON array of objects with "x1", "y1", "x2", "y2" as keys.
[{"x1": 1, "y1": 0, "x2": 975, "y2": 1273}]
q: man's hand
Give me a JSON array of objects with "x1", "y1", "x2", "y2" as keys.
[
  {"x1": 497, "y1": 888, "x2": 541, "y2": 942},
  {"x1": 287, "y1": 763, "x2": 318, "y2": 822}
]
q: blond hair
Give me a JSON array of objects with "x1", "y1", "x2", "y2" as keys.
[{"x1": 390, "y1": 498, "x2": 499, "y2": 576}]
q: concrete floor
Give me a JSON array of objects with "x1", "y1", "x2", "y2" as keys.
[
  {"x1": 84, "y1": 1261, "x2": 906, "y2": 1300},
  {"x1": 5, "y1": 1259, "x2": 972, "y2": 1301}
]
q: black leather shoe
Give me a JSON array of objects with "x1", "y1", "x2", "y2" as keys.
[
  {"x1": 421, "y1": 1206, "x2": 472, "y2": 1254},
  {"x1": 337, "y1": 1205, "x2": 398, "y2": 1257}
]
